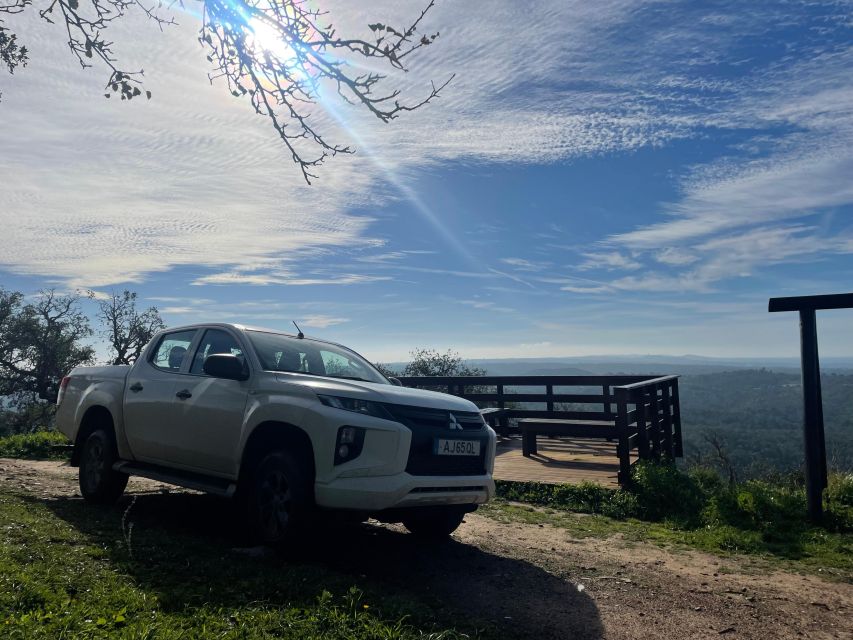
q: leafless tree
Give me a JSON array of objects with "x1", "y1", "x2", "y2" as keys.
[
  {"x1": 1, "y1": 0, "x2": 451, "y2": 182},
  {"x1": 95, "y1": 290, "x2": 165, "y2": 365},
  {"x1": 702, "y1": 430, "x2": 738, "y2": 487}
]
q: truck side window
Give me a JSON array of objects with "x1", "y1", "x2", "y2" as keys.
[
  {"x1": 151, "y1": 330, "x2": 198, "y2": 371},
  {"x1": 190, "y1": 329, "x2": 244, "y2": 375}
]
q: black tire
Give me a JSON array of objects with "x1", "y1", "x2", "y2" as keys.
[
  {"x1": 246, "y1": 450, "x2": 312, "y2": 545},
  {"x1": 79, "y1": 429, "x2": 128, "y2": 504},
  {"x1": 403, "y1": 507, "x2": 467, "y2": 539}
]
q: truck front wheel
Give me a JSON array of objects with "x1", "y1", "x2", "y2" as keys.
[
  {"x1": 79, "y1": 429, "x2": 128, "y2": 504},
  {"x1": 403, "y1": 507, "x2": 467, "y2": 539},
  {"x1": 247, "y1": 450, "x2": 312, "y2": 545}
]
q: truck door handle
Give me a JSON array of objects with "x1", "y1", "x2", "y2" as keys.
[
  {"x1": 175, "y1": 389, "x2": 192, "y2": 400},
  {"x1": 129, "y1": 382, "x2": 144, "y2": 393}
]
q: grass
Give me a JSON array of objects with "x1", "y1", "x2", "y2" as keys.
[
  {"x1": 485, "y1": 463, "x2": 853, "y2": 581},
  {"x1": 0, "y1": 431, "x2": 70, "y2": 460},
  {"x1": 0, "y1": 488, "x2": 486, "y2": 639}
]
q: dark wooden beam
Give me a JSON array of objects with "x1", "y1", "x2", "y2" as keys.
[
  {"x1": 769, "y1": 292, "x2": 853, "y2": 313},
  {"x1": 799, "y1": 309, "x2": 827, "y2": 521},
  {"x1": 768, "y1": 293, "x2": 853, "y2": 521}
]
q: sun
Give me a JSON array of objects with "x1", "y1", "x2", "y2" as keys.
[{"x1": 248, "y1": 18, "x2": 299, "y2": 67}]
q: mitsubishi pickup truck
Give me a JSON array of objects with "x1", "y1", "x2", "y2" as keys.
[{"x1": 55, "y1": 323, "x2": 496, "y2": 543}]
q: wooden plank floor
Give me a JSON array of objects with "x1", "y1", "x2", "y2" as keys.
[{"x1": 492, "y1": 436, "x2": 635, "y2": 487}]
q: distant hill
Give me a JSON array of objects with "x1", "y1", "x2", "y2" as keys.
[{"x1": 384, "y1": 355, "x2": 853, "y2": 377}]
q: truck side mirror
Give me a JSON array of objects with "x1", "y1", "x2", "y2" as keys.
[
  {"x1": 203, "y1": 354, "x2": 249, "y2": 381},
  {"x1": 388, "y1": 376, "x2": 403, "y2": 387}
]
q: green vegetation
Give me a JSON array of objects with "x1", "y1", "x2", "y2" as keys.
[
  {"x1": 0, "y1": 488, "x2": 478, "y2": 639},
  {"x1": 0, "y1": 430, "x2": 69, "y2": 460},
  {"x1": 490, "y1": 462, "x2": 853, "y2": 580},
  {"x1": 679, "y1": 369, "x2": 853, "y2": 475},
  {"x1": 0, "y1": 287, "x2": 165, "y2": 437}
]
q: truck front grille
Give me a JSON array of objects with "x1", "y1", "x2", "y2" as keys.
[
  {"x1": 384, "y1": 405, "x2": 486, "y2": 431},
  {"x1": 384, "y1": 404, "x2": 488, "y2": 476}
]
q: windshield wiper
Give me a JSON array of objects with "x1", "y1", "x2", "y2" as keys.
[{"x1": 328, "y1": 374, "x2": 375, "y2": 383}]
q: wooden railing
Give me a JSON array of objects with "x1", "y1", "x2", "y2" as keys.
[
  {"x1": 398, "y1": 374, "x2": 682, "y2": 485},
  {"x1": 613, "y1": 375, "x2": 683, "y2": 484}
]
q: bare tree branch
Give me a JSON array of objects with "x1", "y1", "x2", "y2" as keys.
[
  {"x1": 94, "y1": 290, "x2": 165, "y2": 365},
  {"x1": 2, "y1": 0, "x2": 451, "y2": 182}
]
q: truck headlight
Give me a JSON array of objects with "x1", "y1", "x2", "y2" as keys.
[{"x1": 317, "y1": 394, "x2": 390, "y2": 419}]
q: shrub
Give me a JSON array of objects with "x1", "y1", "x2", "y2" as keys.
[
  {"x1": 827, "y1": 473, "x2": 853, "y2": 507},
  {"x1": 494, "y1": 480, "x2": 640, "y2": 518},
  {"x1": 629, "y1": 460, "x2": 707, "y2": 526},
  {"x1": 0, "y1": 430, "x2": 70, "y2": 460},
  {"x1": 826, "y1": 473, "x2": 853, "y2": 532}
]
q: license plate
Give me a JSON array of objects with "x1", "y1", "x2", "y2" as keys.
[{"x1": 435, "y1": 439, "x2": 480, "y2": 456}]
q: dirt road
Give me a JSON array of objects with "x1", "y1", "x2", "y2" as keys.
[{"x1": 2, "y1": 457, "x2": 851, "y2": 639}]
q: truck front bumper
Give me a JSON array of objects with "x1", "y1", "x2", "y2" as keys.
[{"x1": 314, "y1": 472, "x2": 495, "y2": 511}]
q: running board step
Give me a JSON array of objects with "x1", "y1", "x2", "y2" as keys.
[{"x1": 112, "y1": 461, "x2": 237, "y2": 498}]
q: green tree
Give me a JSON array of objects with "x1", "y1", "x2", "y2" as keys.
[
  {"x1": 0, "y1": 288, "x2": 94, "y2": 433},
  {"x1": 400, "y1": 348, "x2": 486, "y2": 378},
  {"x1": 95, "y1": 290, "x2": 165, "y2": 365},
  {"x1": 0, "y1": 0, "x2": 450, "y2": 182}
]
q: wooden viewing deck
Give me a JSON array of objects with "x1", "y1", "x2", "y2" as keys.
[
  {"x1": 399, "y1": 374, "x2": 683, "y2": 487},
  {"x1": 492, "y1": 436, "x2": 636, "y2": 487}
]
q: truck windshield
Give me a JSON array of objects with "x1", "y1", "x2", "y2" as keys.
[{"x1": 247, "y1": 330, "x2": 389, "y2": 385}]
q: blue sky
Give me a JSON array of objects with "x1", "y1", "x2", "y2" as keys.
[{"x1": 2, "y1": 0, "x2": 853, "y2": 362}]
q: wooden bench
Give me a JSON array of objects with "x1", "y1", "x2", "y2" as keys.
[{"x1": 519, "y1": 418, "x2": 618, "y2": 456}]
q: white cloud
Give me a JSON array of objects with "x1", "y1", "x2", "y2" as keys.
[
  {"x1": 560, "y1": 284, "x2": 612, "y2": 294},
  {"x1": 577, "y1": 251, "x2": 642, "y2": 271},
  {"x1": 0, "y1": 0, "x2": 699, "y2": 288},
  {"x1": 500, "y1": 257, "x2": 549, "y2": 272},
  {"x1": 192, "y1": 271, "x2": 391, "y2": 286},
  {"x1": 654, "y1": 248, "x2": 699, "y2": 266},
  {"x1": 593, "y1": 24, "x2": 853, "y2": 293},
  {"x1": 2, "y1": 0, "x2": 852, "y2": 348},
  {"x1": 300, "y1": 315, "x2": 349, "y2": 329}
]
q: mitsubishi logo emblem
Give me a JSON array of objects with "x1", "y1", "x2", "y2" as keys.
[{"x1": 448, "y1": 413, "x2": 463, "y2": 430}]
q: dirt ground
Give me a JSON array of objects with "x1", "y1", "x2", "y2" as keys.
[{"x1": 2, "y1": 457, "x2": 851, "y2": 640}]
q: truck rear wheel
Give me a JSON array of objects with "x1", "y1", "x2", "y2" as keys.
[
  {"x1": 247, "y1": 450, "x2": 312, "y2": 545},
  {"x1": 79, "y1": 429, "x2": 128, "y2": 504},
  {"x1": 403, "y1": 507, "x2": 467, "y2": 539}
]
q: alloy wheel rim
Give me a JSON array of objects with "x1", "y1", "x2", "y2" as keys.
[
  {"x1": 84, "y1": 438, "x2": 104, "y2": 491},
  {"x1": 258, "y1": 469, "x2": 292, "y2": 540}
]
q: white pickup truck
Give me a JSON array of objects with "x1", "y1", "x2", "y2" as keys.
[{"x1": 56, "y1": 323, "x2": 496, "y2": 543}]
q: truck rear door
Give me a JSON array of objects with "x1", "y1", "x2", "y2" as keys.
[{"x1": 123, "y1": 328, "x2": 199, "y2": 464}]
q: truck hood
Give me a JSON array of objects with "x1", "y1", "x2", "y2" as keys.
[{"x1": 274, "y1": 373, "x2": 479, "y2": 412}]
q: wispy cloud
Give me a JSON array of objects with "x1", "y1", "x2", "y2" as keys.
[
  {"x1": 0, "y1": 0, "x2": 703, "y2": 288},
  {"x1": 192, "y1": 271, "x2": 391, "y2": 286},
  {"x1": 500, "y1": 257, "x2": 549, "y2": 272},
  {"x1": 300, "y1": 315, "x2": 349, "y2": 329},
  {"x1": 577, "y1": 251, "x2": 641, "y2": 271}
]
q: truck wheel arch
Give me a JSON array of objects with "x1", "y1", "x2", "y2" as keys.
[
  {"x1": 238, "y1": 421, "x2": 316, "y2": 489},
  {"x1": 71, "y1": 406, "x2": 117, "y2": 467}
]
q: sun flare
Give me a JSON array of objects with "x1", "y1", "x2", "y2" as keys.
[{"x1": 248, "y1": 18, "x2": 299, "y2": 66}]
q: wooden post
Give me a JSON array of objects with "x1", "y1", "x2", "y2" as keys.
[
  {"x1": 769, "y1": 292, "x2": 853, "y2": 521},
  {"x1": 648, "y1": 387, "x2": 661, "y2": 458},
  {"x1": 615, "y1": 387, "x2": 631, "y2": 485},
  {"x1": 661, "y1": 384, "x2": 674, "y2": 459},
  {"x1": 546, "y1": 384, "x2": 554, "y2": 412},
  {"x1": 799, "y1": 309, "x2": 826, "y2": 521},
  {"x1": 497, "y1": 383, "x2": 507, "y2": 435},
  {"x1": 671, "y1": 380, "x2": 684, "y2": 457},
  {"x1": 635, "y1": 389, "x2": 650, "y2": 459}
]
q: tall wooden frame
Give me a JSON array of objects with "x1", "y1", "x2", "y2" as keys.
[{"x1": 769, "y1": 293, "x2": 853, "y2": 521}]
